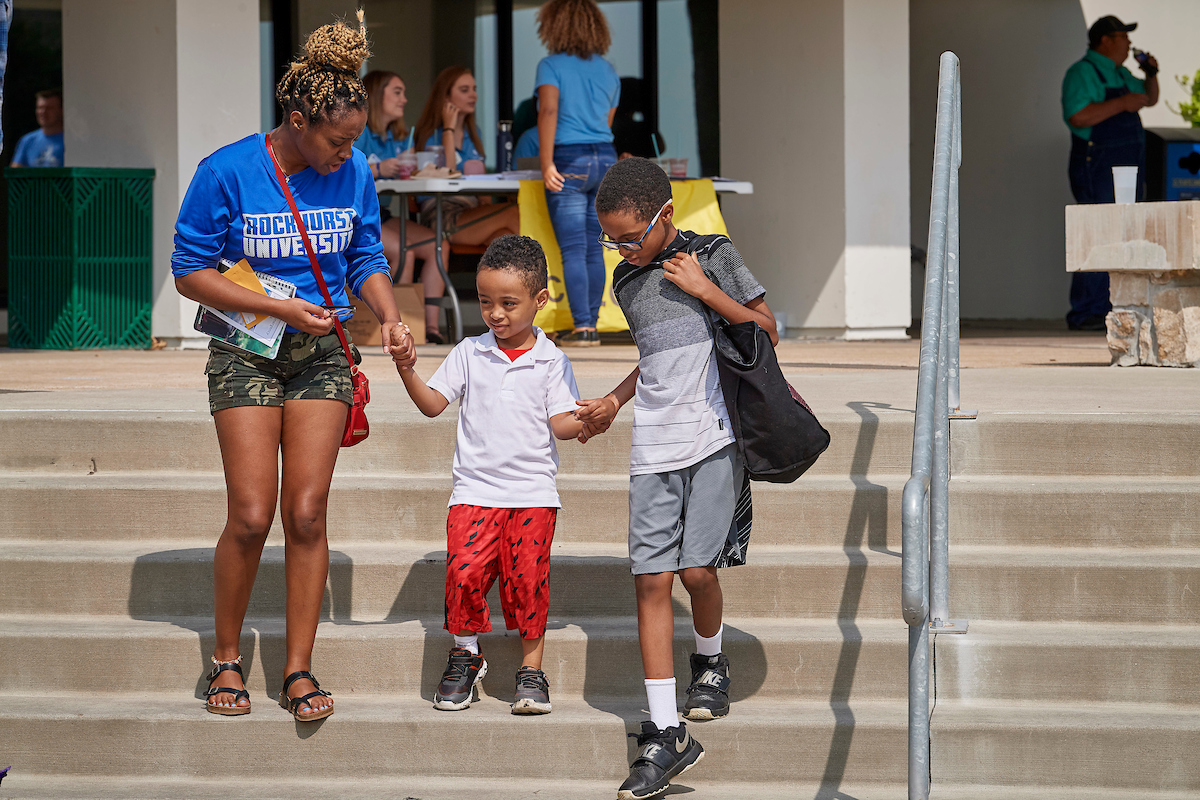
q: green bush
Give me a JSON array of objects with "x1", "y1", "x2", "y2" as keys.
[{"x1": 1168, "y1": 69, "x2": 1200, "y2": 127}]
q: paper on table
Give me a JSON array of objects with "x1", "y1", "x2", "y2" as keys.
[{"x1": 222, "y1": 258, "x2": 270, "y2": 329}]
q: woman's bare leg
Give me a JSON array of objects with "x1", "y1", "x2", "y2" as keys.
[
  {"x1": 277, "y1": 398, "x2": 347, "y2": 717},
  {"x1": 447, "y1": 202, "x2": 520, "y2": 248},
  {"x1": 209, "y1": 405, "x2": 284, "y2": 709},
  {"x1": 381, "y1": 219, "x2": 417, "y2": 284},
  {"x1": 383, "y1": 219, "x2": 448, "y2": 337}
]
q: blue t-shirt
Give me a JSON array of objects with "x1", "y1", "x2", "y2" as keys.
[
  {"x1": 422, "y1": 129, "x2": 484, "y2": 169},
  {"x1": 12, "y1": 129, "x2": 63, "y2": 167},
  {"x1": 534, "y1": 53, "x2": 620, "y2": 146},
  {"x1": 354, "y1": 125, "x2": 414, "y2": 162},
  {"x1": 514, "y1": 127, "x2": 539, "y2": 160},
  {"x1": 171, "y1": 133, "x2": 389, "y2": 329}
]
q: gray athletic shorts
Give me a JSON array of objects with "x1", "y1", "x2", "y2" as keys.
[{"x1": 628, "y1": 443, "x2": 745, "y2": 575}]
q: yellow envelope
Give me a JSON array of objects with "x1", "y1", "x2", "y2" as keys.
[{"x1": 223, "y1": 259, "x2": 270, "y2": 328}]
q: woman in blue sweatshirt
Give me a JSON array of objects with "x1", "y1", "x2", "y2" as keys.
[{"x1": 172, "y1": 15, "x2": 415, "y2": 722}]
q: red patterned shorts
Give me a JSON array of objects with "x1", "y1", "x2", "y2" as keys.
[{"x1": 444, "y1": 505, "x2": 557, "y2": 640}]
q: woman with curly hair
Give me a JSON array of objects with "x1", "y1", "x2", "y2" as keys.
[
  {"x1": 172, "y1": 13, "x2": 415, "y2": 722},
  {"x1": 536, "y1": 0, "x2": 620, "y2": 346},
  {"x1": 356, "y1": 69, "x2": 448, "y2": 342},
  {"x1": 412, "y1": 66, "x2": 520, "y2": 249}
]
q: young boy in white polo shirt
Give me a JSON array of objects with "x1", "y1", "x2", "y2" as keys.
[{"x1": 396, "y1": 234, "x2": 588, "y2": 714}]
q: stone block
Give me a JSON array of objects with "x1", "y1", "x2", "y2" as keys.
[
  {"x1": 1106, "y1": 309, "x2": 1142, "y2": 366},
  {"x1": 1140, "y1": 314, "x2": 1156, "y2": 366},
  {"x1": 1109, "y1": 273, "x2": 1149, "y2": 306},
  {"x1": 1154, "y1": 307, "x2": 1189, "y2": 366},
  {"x1": 1184, "y1": 307, "x2": 1200, "y2": 365}
]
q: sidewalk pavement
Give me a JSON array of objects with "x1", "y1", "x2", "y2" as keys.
[{"x1": 2, "y1": 327, "x2": 1196, "y2": 418}]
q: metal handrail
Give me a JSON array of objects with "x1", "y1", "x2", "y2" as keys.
[{"x1": 902, "y1": 50, "x2": 972, "y2": 800}]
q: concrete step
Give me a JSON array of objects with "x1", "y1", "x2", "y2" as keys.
[
  {"x1": 5, "y1": 407, "x2": 1200, "y2": 478},
  {"x1": 0, "y1": 471, "x2": 907, "y2": 548},
  {"x1": 4, "y1": 616, "x2": 1196, "y2": 708},
  {"x1": 0, "y1": 409, "x2": 916, "y2": 478},
  {"x1": 2, "y1": 693, "x2": 1195, "y2": 790},
  {"x1": 3, "y1": 472, "x2": 1198, "y2": 550},
  {"x1": 0, "y1": 693, "x2": 912, "y2": 785},
  {"x1": 2, "y1": 541, "x2": 1199, "y2": 624},
  {"x1": 0, "y1": 615, "x2": 909, "y2": 702},
  {"x1": 4, "y1": 778, "x2": 1198, "y2": 800},
  {"x1": 950, "y1": 413, "x2": 1200, "y2": 477},
  {"x1": 931, "y1": 700, "x2": 1200, "y2": 791}
]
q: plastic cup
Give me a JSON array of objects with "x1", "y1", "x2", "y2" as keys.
[
  {"x1": 669, "y1": 157, "x2": 688, "y2": 178},
  {"x1": 653, "y1": 158, "x2": 670, "y2": 173},
  {"x1": 397, "y1": 152, "x2": 417, "y2": 179},
  {"x1": 428, "y1": 144, "x2": 446, "y2": 168},
  {"x1": 1113, "y1": 166, "x2": 1138, "y2": 204},
  {"x1": 416, "y1": 151, "x2": 439, "y2": 171}
]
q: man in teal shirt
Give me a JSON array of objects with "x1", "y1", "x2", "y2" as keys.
[{"x1": 1061, "y1": 15, "x2": 1158, "y2": 330}]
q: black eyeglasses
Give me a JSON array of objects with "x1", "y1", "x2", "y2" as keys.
[{"x1": 597, "y1": 200, "x2": 673, "y2": 251}]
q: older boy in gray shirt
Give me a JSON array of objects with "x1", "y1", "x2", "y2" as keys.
[{"x1": 577, "y1": 157, "x2": 778, "y2": 800}]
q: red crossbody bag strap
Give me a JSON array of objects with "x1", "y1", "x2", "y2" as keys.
[{"x1": 264, "y1": 133, "x2": 356, "y2": 373}]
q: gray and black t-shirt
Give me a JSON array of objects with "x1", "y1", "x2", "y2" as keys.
[{"x1": 613, "y1": 230, "x2": 766, "y2": 475}]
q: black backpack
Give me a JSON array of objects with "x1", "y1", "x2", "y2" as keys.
[
  {"x1": 711, "y1": 319, "x2": 830, "y2": 482},
  {"x1": 675, "y1": 232, "x2": 831, "y2": 483}
]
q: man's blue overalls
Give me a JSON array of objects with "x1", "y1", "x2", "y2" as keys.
[{"x1": 1067, "y1": 60, "x2": 1145, "y2": 328}]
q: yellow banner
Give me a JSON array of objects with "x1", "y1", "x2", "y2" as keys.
[{"x1": 520, "y1": 178, "x2": 730, "y2": 333}]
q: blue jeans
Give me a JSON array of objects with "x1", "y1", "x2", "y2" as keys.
[{"x1": 544, "y1": 142, "x2": 618, "y2": 329}]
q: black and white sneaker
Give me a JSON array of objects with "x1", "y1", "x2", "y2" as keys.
[
  {"x1": 432, "y1": 647, "x2": 487, "y2": 710},
  {"x1": 617, "y1": 721, "x2": 704, "y2": 800},
  {"x1": 683, "y1": 652, "x2": 731, "y2": 721},
  {"x1": 511, "y1": 666, "x2": 553, "y2": 715}
]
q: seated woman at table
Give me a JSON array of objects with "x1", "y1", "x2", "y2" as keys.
[
  {"x1": 412, "y1": 66, "x2": 519, "y2": 248},
  {"x1": 356, "y1": 69, "x2": 447, "y2": 343}
]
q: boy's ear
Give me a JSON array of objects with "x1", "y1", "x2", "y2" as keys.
[
  {"x1": 535, "y1": 287, "x2": 550, "y2": 310},
  {"x1": 660, "y1": 201, "x2": 675, "y2": 224}
]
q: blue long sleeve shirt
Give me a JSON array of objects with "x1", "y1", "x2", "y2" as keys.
[{"x1": 172, "y1": 133, "x2": 390, "y2": 329}]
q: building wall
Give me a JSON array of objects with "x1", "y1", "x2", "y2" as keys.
[
  {"x1": 720, "y1": 0, "x2": 846, "y2": 334},
  {"x1": 721, "y1": 0, "x2": 910, "y2": 338},
  {"x1": 910, "y1": 0, "x2": 1200, "y2": 323}
]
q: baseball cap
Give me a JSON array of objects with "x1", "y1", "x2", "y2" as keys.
[{"x1": 1088, "y1": 15, "x2": 1137, "y2": 47}]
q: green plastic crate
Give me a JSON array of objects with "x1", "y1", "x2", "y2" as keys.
[{"x1": 6, "y1": 167, "x2": 155, "y2": 349}]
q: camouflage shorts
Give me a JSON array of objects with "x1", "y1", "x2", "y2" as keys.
[{"x1": 205, "y1": 331, "x2": 362, "y2": 415}]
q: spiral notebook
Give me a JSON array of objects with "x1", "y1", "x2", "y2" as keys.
[{"x1": 194, "y1": 259, "x2": 296, "y2": 359}]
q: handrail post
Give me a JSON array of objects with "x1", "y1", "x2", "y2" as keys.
[{"x1": 906, "y1": 51, "x2": 972, "y2": 800}]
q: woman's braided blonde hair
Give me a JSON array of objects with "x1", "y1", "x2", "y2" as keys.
[{"x1": 276, "y1": 10, "x2": 371, "y2": 125}]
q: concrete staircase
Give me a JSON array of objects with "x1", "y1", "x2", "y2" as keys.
[{"x1": 0, "y1": 386, "x2": 1197, "y2": 798}]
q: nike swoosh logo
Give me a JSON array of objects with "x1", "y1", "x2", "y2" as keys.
[{"x1": 675, "y1": 730, "x2": 690, "y2": 754}]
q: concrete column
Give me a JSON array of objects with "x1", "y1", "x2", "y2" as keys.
[
  {"x1": 719, "y1": 0, "x2": 910, "y2": 339},
  {"x1": 62, "y1": 0, "x2": 260, "y2": 347}
]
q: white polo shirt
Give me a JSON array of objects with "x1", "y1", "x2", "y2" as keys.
[{"x1": 427, "y1": 328, "x2": 581, "y2": 509}]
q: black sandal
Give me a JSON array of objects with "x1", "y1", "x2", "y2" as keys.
[
  {"x1": 205, "y1": 658, "x2": 251, "y2": 716},
  {"x1": 279, "y1": 670, "x2": 334, "y2": 721}
]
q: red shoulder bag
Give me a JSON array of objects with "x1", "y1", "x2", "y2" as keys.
[{"x1": 265, "y1": 133, "x2": 370, "y2": 447}]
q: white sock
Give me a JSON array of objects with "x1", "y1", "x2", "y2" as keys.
[
  {"x1": 645, "y1": 677, "x2": 679, "y2": 730},
  {"x1": 453, "y1": 634, "x2": 479, "y2": 655},
  {"x1": 694, "y1": 624, "x2": 723, "y2": 657}
]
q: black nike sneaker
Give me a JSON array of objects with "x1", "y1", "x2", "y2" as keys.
[
  {"x1": 682, "y1": 652, "x2": 731, "y2": 721},
  {"x1": 617, "y1": 721, "x2": 705, "y2": 800},
  {"x1": 511, "y1": 665, "x2": 552, "y2": 715},
  {"x1": 432, "y1": 647, "x2": 488, "y2": 710}
]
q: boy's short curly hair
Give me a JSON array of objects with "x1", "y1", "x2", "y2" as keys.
[
  {"x1": 477, "y1": 234, "x2": 548, "y2": 297},
  {"x1": 596, "y1": 157, "x2": 673, "y2": 224}
]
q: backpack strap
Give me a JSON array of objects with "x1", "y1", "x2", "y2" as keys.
[{"x1": 264, "y1": 133, "x2": 356, "y2": 374}]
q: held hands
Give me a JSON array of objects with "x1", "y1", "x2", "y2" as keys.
[
  {"x1": 386, "y1": 323, "x2": 417, "y2": 370},
  {"x1": 574, "y1": 396, "x2": 619, "y2": 443},
  {"x1": 663, "y1": 252, "x2": 714, "y2": 299},
  {"x1": 277, "y1": 298, "x2": 336, "y2": 336}
]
